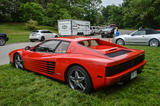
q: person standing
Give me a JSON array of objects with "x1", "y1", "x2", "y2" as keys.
[{"x1": 114, "y1": 27, "x2": 119, "y2": 37}]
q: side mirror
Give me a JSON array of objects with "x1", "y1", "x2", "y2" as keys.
[{"x1": 25, "y1": 46, "x2": 31, "y2": 50}]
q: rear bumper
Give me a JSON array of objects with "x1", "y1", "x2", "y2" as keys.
[{"x1": 105, "y1": 60, "x2": 146, "y2": 86}]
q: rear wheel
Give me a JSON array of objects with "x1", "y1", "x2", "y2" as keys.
[
  {"x1": 14, "y1": 53, "x2": 24, "y2": 70},
  {"x1": 40, "y1": 36, "x2": 45, "y2": 41},
  {"x1": 67, "y1": 65, "x2": 92, "y2": 93},
  {"x1": 116, "y1": 39, "x2": 125, "y2": 45},
  {"x1": 0, "y1": 38, "x2": 6, "y2": 46},
  {"x1": 149, "y1": 39, "x2": 159, "y2": 47},
  {"x1": 30, "y1": 39, "x2": 35, "y2": 42}
]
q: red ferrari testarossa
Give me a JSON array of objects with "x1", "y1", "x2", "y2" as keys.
[{"x1": 9, "y1": 36, "x2": 146, "y2": 93}]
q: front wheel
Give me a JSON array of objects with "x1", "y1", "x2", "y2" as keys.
[
  {"x1": 14, "y1": 53, "x2": 24, "y2": 70},
  {"x1": 0, "y1": 38, "x2": 6, "y2": 46},
  {"x1": 67, "y1": 65, "x2": 92, "y2": 93},
  {"x1": 149, "y1": 39, "x2": 159, "y2": 47},
  {"x1": 116, "y1": 39, "x2": 125, "y2": 45}
]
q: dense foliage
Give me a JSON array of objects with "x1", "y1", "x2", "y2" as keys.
[
  {"x1": 0, "y1": 0, "x2": 102, "y2": 26},
  {"x1": 102, "y1": 0, "x2": 160, "y2": 28},
  {"x1": 1, "y1": 0, "x2": 160, "y2": 28}
]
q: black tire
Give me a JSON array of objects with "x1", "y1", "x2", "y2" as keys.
[
  {"x1": 67, "y1": 65, "x2": 92, "y2": 93},
  {"x1": 14, "y1": 53, "x2": 24, "y2": 70},
  {"x1": 116, "y1": 39, "x2": 125, "y2": 45},
  {"x1": 40, "y1": 36, "x2": 45, "y2": 41},
  {"x1": 55, "y1": 35, "x2": 58, "y2": 38},
  {"x1": 30, "y1": 39, "x2": 35, "y2": 42},
  {"x1": 149, "y1": 39, "x2": 159, "y2": 47},
  {"x1": 0, "y1": 37, "x2": 6, "y2": 46}
]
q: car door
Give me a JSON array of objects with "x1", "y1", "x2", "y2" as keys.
[
  {"x1": 23, "y1": 40, "x2": 61, "y2": 77},
  {"x1": 125, "y1": 30, "x2": 146, "y2": 45},
  {"x1": 46, "y1": 31, "x2": 53, "y2": 39}
]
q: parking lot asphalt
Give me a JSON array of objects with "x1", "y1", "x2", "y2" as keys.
[
  {"x1": 0, "y1": 42, "x2": 38, "y2": 65},
  {"x1": 0, "y1": 30, "x2": 133, "y2": 66}
]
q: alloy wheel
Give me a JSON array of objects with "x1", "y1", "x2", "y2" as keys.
[
  {"x1": 149, "y1": 39, "x2": 159, "y2": 47},
  {"x1": 68, "y1": 69, "x2": 87, "y2": 92},
  {"x1": 14, "y1": 54, "x2": 24, "y2": 69},
  {"x1": 0, "y1": 38, "x2": 6, "y2": 46},
  {"x1": 116, "y1": 39, "x2": 125, "y2": 45}
]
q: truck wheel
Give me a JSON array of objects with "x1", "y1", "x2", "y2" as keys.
[{"x1": 0, "y1": 38, "x2": 6, "y2": 46}]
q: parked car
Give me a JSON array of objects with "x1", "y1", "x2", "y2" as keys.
[
  {"x1": 29, "y1": 30, "x2": 58, "y2": 42},
  {"x1": 101, "y1": 27, "x2": 114, "y2": 38},
  {"x1": 114, "y1": 29, "x2": 160, "y2": 47},
  {"x1": 0, "y1": 33, "x2": 9, "y2": 46},
  {"x1": 9, "y1": 36, "x2": 146, "y2": 93}
]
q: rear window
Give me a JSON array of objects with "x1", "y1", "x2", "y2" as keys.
[{"x1": 79, "y1": 40, "x2": 99, "y2": 47}]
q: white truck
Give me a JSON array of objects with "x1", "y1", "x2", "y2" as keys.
[{"x1": 58, "y1": 19, "x2": 91, "y2": 36}]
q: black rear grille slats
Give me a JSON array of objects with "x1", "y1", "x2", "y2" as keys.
[
  {"x1": 105, "y1": 50, "x2": 131, "y2": 57},
  {"x1": 105, "y1": 54, "x2": 144, "y2": 77},
  {"x1": 46, "y1": 61, "x2": 55, "y2": 74}
]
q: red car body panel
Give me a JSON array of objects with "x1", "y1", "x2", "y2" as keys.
[{"x1": 9, "y1": 36, "x2": 146, "y2": 90}]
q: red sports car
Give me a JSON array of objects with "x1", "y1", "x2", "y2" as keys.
[{"x1": 9, "y1": 36, "x2": 146, "y2": 93}]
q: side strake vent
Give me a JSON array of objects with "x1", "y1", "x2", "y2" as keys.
[
  {"x1": 46, "y1": 62, "x2": 55, "y2": 75},
  {"x1": 105, "y1": 50, "x2": 131, "y2": 57}
]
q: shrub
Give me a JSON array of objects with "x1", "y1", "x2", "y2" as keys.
[{"x1": 25, "y1": 19, "x2": 38, "y2": 30}]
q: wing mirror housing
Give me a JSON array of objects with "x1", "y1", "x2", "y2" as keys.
[{"x1": 25, "y1": 46, "x2": 31, "y2": 50}]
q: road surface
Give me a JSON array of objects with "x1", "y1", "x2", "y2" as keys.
[{"x1": 0, "y1": 42, "x2": 38, "y2": 65}]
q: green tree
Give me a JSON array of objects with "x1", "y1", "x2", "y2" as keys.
[{"x1": 19, "y1": 2, "x2": 45, "y2": 23}]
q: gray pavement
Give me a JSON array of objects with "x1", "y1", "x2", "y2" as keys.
[
  {"x1": 0, "y1": 42, "x2": 38, "y2": 65},
  {"x1": 0, "y1": 30, "x2": 134, "y2": 66}
]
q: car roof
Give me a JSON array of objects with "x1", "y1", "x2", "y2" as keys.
[
  {"x1": 33, "y1": 30, "x2": 49, "y2": 31},
  {"x1": 52, "y1": 36, "x2": 98, "y2": 42}
]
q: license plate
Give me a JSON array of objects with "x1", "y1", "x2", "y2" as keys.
[{"x1": 130, "y1": 71, "x2": 137, "y2": 79}]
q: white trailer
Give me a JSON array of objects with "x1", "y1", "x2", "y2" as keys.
[{"x1": 58, "y1": 19, "x2": 91, "y2": 36}]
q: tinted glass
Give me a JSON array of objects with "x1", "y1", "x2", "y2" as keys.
[
  {"x1": 41, "y1": 31, "x2": 47, "y2": 33},
  {"x1": 146, "y1": 29, "x2": 160, "y2": 34},
  {"x1": 79, "y1": 40, "x2": 99, "y2": 47},
  {"x1": 47, "y1": 31, "x2": 52, "y2": 33},
  {"x1": 34, "y1": 40, "x2": 60, "y2": 53},
  {"x1": 133, "y1": 31, "x2": 146, "y2": 35},
  {"x1": 55, "y1": 41, "x2": 70, "y2": 53},
  {"x1": 32, "y1": 30, "x2": 39, "y2": 33}
]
